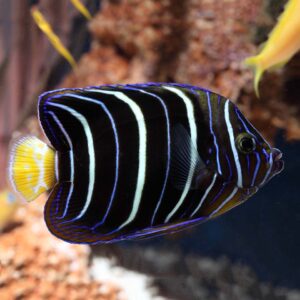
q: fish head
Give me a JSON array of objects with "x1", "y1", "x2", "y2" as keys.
[
  {"x1": 205, "y1": 98, "x2": 284, "y2": 218},
  {"x1": 214, "y1": 99, "x2": 284, "y2": 193}
]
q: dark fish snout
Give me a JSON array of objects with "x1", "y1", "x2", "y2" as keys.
[{"x1": 271, "y1": 148, "x2": 284, "y2": 175}]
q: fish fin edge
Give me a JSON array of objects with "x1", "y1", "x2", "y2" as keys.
[{"x1": 7, "y1": 136, "x2": 56, "y2": 202}]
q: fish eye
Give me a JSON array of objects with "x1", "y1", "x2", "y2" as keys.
[{"x1": 236, "y1": 133, "x2": 256, "y2": 154}]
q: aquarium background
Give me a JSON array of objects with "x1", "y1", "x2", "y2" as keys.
[{"x1": 0, "y1": 0, "x2": 299, "y2": 299}]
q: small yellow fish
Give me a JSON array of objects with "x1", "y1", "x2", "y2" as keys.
[
  {"x1": 0, "y1": 189, "x2": 19, "y2": 232},
  {"x1": 70, "y1": 0, "x2": 92, "y2": 20},
  {"x1": 245, "y1": 0, "x2": 300, "y2": 96},
  {"x1": 31, "y1": 7, "x2": 77, "y2": 69}
]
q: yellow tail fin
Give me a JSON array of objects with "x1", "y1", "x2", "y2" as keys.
[
  {"x1": 8, "y1": 136, "x2": 57, "y2": 202},
  {"x1": 244, "y1": 56, "x2": 264, "y2": 98}
]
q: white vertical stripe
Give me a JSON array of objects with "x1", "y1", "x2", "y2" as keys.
[
  {"x1": 89, "y1": 89, "x2": 147, "y2": 230},
  {"x1": 207, "y1": 92, "x2": 222, "y2": 175},
  {"x1": 60, "y1": 93, "x2": 120, "y2": 228},
  {"x1": 224, "y1": 100, "x2": 243, "y2": 187},
  {"x1": 49, "y1": 112, "x2": 75, "y2": 219},
  {"x1": 126, "y1": 88, "x2": 171, "y2": 226},
  {"x1": 190, "y1": 173, "x2": 217, "y2": 217},
  {"x1": 209, "y1": 186, "x2": 238, "y2": 217},
  {"x1": 48, "y1": 102, "x2": 95, "y2": 220},
  {"x1": 163, "y1": 86, "x2": 198, "y2": 223}
]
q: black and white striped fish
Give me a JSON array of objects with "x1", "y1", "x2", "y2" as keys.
[{"x1": 8, "y1": 83, "x2": 284, "y2": 244}]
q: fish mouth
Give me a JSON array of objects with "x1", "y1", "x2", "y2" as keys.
[
  {"x1": 270, "y1": 148, "x2": 284, "y2": 176},
  {"x1": 241, "y1": 148, "x2": 284, "y2": 197}
]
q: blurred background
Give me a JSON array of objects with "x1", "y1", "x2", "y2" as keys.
[{"x1": 0, "y1": 0, "x2": 299, "y2": 299}]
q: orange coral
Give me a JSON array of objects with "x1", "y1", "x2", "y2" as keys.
[
  {"x1": 0, "y1": 196, "x2": 122, "y2": 300},
  {"x1": 62, "y1": 0, "x2": 300, "y2": 142}
]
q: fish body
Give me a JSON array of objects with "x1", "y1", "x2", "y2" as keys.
[
  {"x1": 8, "y1": 83, "x2": 284, "y2": 244},
  {"x1": 245, "y1": 0, "x2": 300, "y2": 96}
]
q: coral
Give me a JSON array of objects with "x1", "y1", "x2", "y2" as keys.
[
  {"x1": 0, "y1": 196, "x2": 122, "y2": 300},
  {"x1": 63, "y1": 0, "x2": 261, "y2": 93},
  {"x1": 62, "y1": 0, "x2": 300, "y2": 142}
]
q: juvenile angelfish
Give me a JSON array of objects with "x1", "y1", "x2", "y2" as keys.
[{"x1": 8, "y1": 83, "x2": 284, "y2": 244}]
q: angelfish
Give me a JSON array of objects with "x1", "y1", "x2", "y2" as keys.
[{"x1": 8, "y1": 83, "x2": 284, "y2": 244}]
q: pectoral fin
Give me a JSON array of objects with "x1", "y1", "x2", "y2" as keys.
[{"x1": 170, "y1": 124, "x2": 207, "y2": 190}]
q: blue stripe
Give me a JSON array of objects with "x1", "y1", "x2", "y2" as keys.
[
  {"x1": 225, "y1": 153, "x2": 233, "y2": 181},
  {"x1": 207, "y1": 92, "x2": 222, "y2": 175},
  {"x1": 246, "y1": 154, "x2": 251, "y2": 176},
  {"x1": 262, "y1": 148, "x2": 269, "y2": 163},
  {"x1": 235, "y1": 108, "x2": 257, "y2": 139},
  {"x1": 210, "y1": 183, "x2": 226, "y2": 205},
  {"x1": 235, "y1": 107, "x2": 264, "y2": 187},
  {"x1": 251, "y1": 152, "x2": 261, "y2": 187},
  {"x1": 48, "y1": 112, "x2": 75, "y2": 219}
]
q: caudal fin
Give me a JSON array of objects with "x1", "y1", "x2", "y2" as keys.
[
  {"x1": 244, "y1": 55, "x2": 264, "y2": 97},
  {"x1": 8, "y1": 136, "x2": 57, "y2": 202}
]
